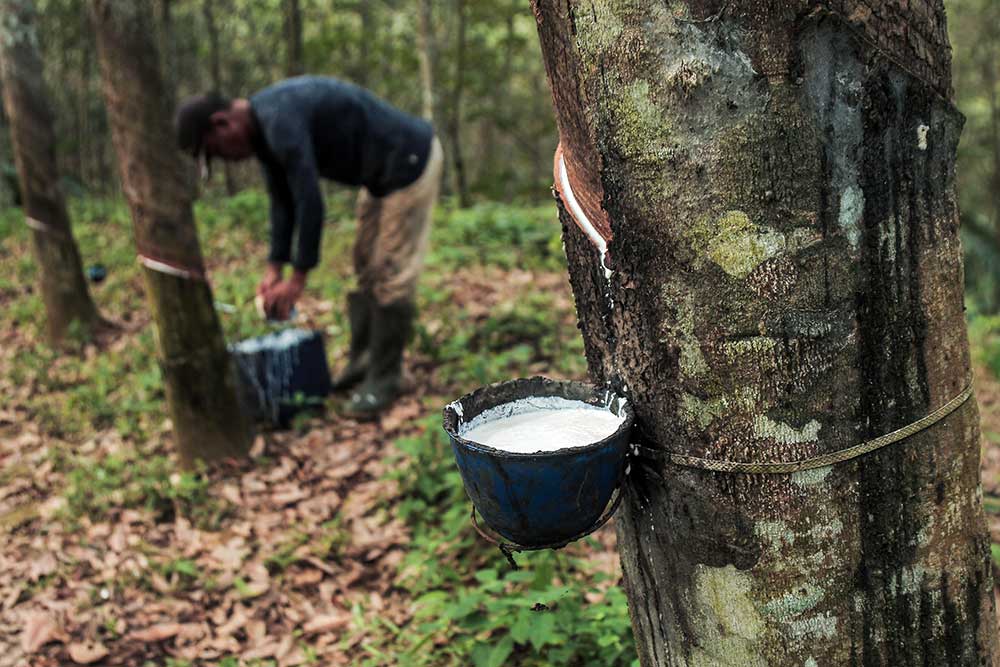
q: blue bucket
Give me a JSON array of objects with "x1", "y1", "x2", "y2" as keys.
[
  {"x1": 230, "y1": 328, "x2": 332, "y2": 427},
  {"x1": 443, "y1": 377, "x2": 633, "y2": 548}
]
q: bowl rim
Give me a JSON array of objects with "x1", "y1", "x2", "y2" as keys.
[{"x1": 442, "y1": 376, "x2": 634, "y2": 459}]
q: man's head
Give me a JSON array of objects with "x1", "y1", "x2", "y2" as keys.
[{"x1": 175, "y1": 93, "x2": 256, "y2": 167}]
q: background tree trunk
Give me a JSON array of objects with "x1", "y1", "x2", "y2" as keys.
[
  {"x1": 203, "y1": 0, "x2": 237, "y2": 195},
  {"x1": 985, "y1": 48, "x2": 1000, "y2": 310},
  {"x1": 533, "y1": 1, "x2": 999, "y2": 665},
  {"x1": 90, "y1": 0, "x2": 252, "y2": 467},
  {"x1": 356, "y1": 0, "x2": 373, "y2": 88},
  {"x1": 416, "y1": 0, "x2": 436, "y2": 122},
  {"x1": 0, "y1": 0, "x2": 103, "y2": 345},
  {"x1": 283, "y1": 0, "x2": 304, "y2": 77},
  {"x1": 447, "y1": 0, "x2": 469, "y2": 207},
  {"x1": 157, "y1": 0, "x2": 177, "y2": 111}
]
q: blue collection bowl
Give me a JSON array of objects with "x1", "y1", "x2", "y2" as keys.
[{"x1": 443, "y1": 377, "x2": 633, "y2": 548}]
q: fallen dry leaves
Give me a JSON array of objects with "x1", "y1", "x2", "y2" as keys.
[
  {"x1": 0, "y1": 263, "x2": 619, "y2": 666},
  {"x1": 67, "y1": 641, "x2": 109, "y2": 664},
  {"x1": 0, "y1": 387, "x2": 445, "y2": 665},
  {"x1": 20, "y1": 611, "x2": 59, "y2": 653}
]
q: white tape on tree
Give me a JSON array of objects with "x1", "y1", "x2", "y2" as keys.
[
  {"x1": 25, "y1": 216, "x2": 57, "y2": 235},
  {"x1": 557, "y1": 154, "x2": 611, "y2": 278},
  {"x1": 138, "y1": 254, "x2": 200, "y2": 281}
]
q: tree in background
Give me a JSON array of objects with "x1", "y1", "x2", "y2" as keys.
[
  {"x1": 157, "y1": 0, "x2": 178, "y2": 109},
  {"x1": 90, "y1": 0, "x2": 251, "y2": 467},
  {"x1": 202, "y1": 0, "x2": 237, "y2": 194},
  {"x1": 533, "y1": 1, "x2": 997, "y2": 663},
  {"x1": 282, "y1": 0, "x2": 303, "y2": 78},
  {"x1": 0, "y1": 0, "x2": 104, "y2": 345},
  {"x1": 446, "y1": 0, "x2": 469, "y2": 207},
  {"x1": 30, "y1": 1, "x2": 558, "y2": 204},
  {"x1": 949, "y1": 0, "x2": 1000, "y2": 311},
  {"x1": 416, "y1": 0, "x2": 435, "y2": 122}
]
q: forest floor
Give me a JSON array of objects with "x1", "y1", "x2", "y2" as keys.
[
  {"x1": 0, "y1": 195, "x2": 632, "y2": 667},
  {"x1": 2, "y1": 193, "x2": 1000, "y2": 667}
]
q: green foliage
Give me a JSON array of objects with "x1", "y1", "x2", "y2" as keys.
[
  {"x1": 62, "y1": 454, "x2": 229, "y2": 529},
  {"x1": 34, "y1": 0, "x2": 556, "y2": 205},
  {"x1": 0, "y1": 203, "x2": 20, "y2": 242},
  {"x1": 429, "y1": 203, "x2": 565, "y2": 271},
  {"x1": 1, "y1": 191, "x2": 628, "y2": 664},
  {"x1": 967, "y1": 310, "x2": 1000, "y2": 379},
  {"x1": 355, "y1": 418, "x2": 637, "y2": 667},
  {"x1": 947, "y1": 0, "x2": 1000, "y2": 312},
  {"x1": 417, "y1": 202, "x2": 587, "y2": 388},
  {"x1": 14, "y1": 329, "x2": 164, "y2": 441}
]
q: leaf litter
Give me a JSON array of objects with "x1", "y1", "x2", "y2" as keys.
[{"x1": 0, "y1": 260, "x2": 621, "y2": 666}]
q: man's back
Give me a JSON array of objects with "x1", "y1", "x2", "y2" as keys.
[{"x1": 250, "y1": 76, "x2": 433, "y2": 197}]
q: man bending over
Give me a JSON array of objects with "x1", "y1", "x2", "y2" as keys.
[{"x1": 176, "y1": 76, "x2": 443, "y2": 417}]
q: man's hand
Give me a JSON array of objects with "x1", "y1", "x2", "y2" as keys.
[
  {"x1": 262, "y1": 270, "x2": 307, "y2": 321},
  {"x1": 257, "y1": 262, "x2": 284, "y2": 297}
]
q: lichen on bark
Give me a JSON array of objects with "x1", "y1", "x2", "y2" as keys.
[{"x1": 533, "y1": 1, "x2": 998, "y2": 664}]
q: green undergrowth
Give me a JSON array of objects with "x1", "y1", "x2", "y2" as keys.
[
  {"x1": 967, "y1": 307, "x2": 1000, "y2": 571},
  {"x1": 62, "y1": 454, "x2": 230, "y2": 531},
  {"x1": 353, "y1": 414, "x2": 636, "y2": 667},
  {"x1": 1, "y1": 190, "x2": 632, "y2": 664},
  {"x1": 968, "y1": 308, "x2": 1000, "y2": 382}
]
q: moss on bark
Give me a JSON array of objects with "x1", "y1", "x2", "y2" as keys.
[{"x1": 534, "y1": 1, "x2": 998, "y2": 664}]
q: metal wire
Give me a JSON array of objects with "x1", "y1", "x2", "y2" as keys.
[
  {"x1": 636, "y1": 381, "x2": 975, "y2": 474},
  {"x1": 470, "y1": 485, "x2": 624, "y2": 568}
]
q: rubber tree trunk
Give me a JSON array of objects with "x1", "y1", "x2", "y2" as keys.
[
  {"x1": 356, "y1": 0, "x2": 373, "y2": 88},
  {"x1": 532, "y1": 2, "x2": 999, "y2": 665},
  {"x1": 416, "y1": 0, "x2": 436, "y2": 122},
  {"x1": 283, "y1": 0, "x2": 304, "y2": 77},
  {"x1": 157, "y1": 0, "x2": 177, "y2": 111},
  {"x1": 202, "y1": 0, "x2": 237, "y2": 195},
  {"x1": 0, "y1": 0, "x2": 103, "y2": 345},
  {"x1": 90, "y1": 0, "x2": 252, "y2": 467},
  {"x1": 986, "y1": 49, "x2": 1000, "y2": 310},
  {"x1": 447, "y1": 0, "x2": 469, "y2": 207}
]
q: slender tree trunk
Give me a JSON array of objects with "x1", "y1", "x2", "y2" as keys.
[
  {"x1": 283, "y1": 0, "x2": 304, "y2": 77},
  {"x1": 80, "y1": 31, "x2": 93, "y2": 190},
  {"x1": 533, "y1": 2, "x2": 998, "y2": 665},
  {"x1": 499, "y1": 6, "x2": 515, "y2": 199},
  {"x1": 157, "y1": 0, "x2": 177, "y2": 111},
  {"x1": 0, "y1": 0, "x2": 104, "y2": 345},
  {"x1": 416, "y1": 0, "x2": 436, "y2": 122},
  {"x1": 985, "y1": 46, "x2": 1000, "y2": 311},
  {"x1": 448, "y1": 0, "x2": 469, "y2": 207},
  {"x1": 356, "y1": 0, "x2": 373, "y2": 88},
  {"x1": 0, "y1": 101, "x2": 11, "y2": 206},
  {"x1": 90, "y1": 0, "x2": 252, "y2": 467},
  {"x1": 72, "y1": 66, "x2": 84, "y2": 185},
  {"x1": 203, "y1": 0, "x2": 237, "y2": 195}
]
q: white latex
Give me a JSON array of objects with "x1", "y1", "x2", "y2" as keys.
[{"x1": 460, "y1": 397, "x2": 624, "y2": 454}]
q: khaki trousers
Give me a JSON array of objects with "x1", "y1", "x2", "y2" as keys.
[{"x1": 354, "y1": 137, "x2": 443, "y2": 305}]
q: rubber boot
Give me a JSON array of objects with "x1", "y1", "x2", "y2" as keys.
[
  {"x1": 330, "y1": 291, "x2": 373, "y2": 392},
  {"x1": 344, "y1": 299, "x2": 415, "y2": 418}
]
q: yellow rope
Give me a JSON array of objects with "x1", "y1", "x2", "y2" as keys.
[{"x1": 638, "y1": 381, "x2": 975, "y2": 474}]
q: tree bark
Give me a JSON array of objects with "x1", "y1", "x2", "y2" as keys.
[
  {"x1": 447, "y1": 0, "x2": 469, "y2": 207},
  {"x1": 356, "y1": 0, "x2": 373, "y2": 88},
  {"x1": 532, "y1": 2, "x2": 999, "y2": 665},
  {"x1": 0, "y1": 0, "x2": 103, "y2": 345},
  {"x1": 202, "y1": 0, "x2": 238, "y2": 195},
  {"x1": 157, "y1": 0, "x2": 177, "y2": 111},
  {"x1": 416, "y1": 0, "x2": 436, "y2": 122},
  {"x1": 499, "y1": 7, "x2": 515, "y2": 199},
  {"x1": 283, "y1": 0, "x2": 304, "y2": 77},
  {"x1": 90, "y1": 0, "x2": 252, "y2": 467},
  {"x1": 985, "y1": 44, "x2": 1000, "y2": 311}
]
